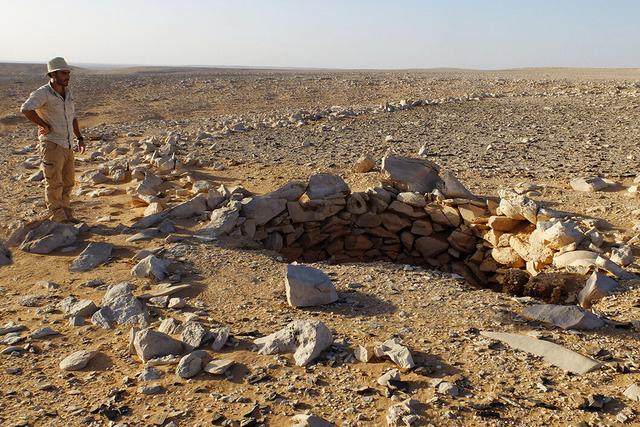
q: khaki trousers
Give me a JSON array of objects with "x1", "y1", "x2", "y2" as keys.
[{"x1": 40, "y1": 141, "x2": 75, "y2": 215}]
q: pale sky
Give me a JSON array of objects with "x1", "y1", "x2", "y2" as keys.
[{"x1": 2, "y1": 0, "x2": 640, "y2": 69}]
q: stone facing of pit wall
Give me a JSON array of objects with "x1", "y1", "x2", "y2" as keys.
[{"x1": 200, "y1": 177, "x2": 510, "y2": 288}]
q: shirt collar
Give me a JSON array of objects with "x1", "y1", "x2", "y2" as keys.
[{"x1": 48, "y1": 82, "x2": 66, "y2": 99}]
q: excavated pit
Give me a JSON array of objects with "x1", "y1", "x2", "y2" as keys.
[{"x1": 202, "y1": 171, "x2": 593, "y2": 304}]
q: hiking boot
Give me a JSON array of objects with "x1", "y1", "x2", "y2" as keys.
[
  {"x1": 63, "y1": 208, "x2": 81, "y2": 224},
  {"x1": 48, "y1": 209, "x2": 67, "y2": 223}
]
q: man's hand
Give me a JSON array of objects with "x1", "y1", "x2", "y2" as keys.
[
  {"x1": 72, "y1": 118, "x2": 84, "y2": 153},
  {"x1": 38, "y1": 123, "x2": 51, "y2": 136},
  {"x1": 22, "y1": 110, "x2": 50, "y2": 135}
]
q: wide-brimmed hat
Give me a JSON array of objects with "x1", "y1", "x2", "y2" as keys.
[{"x1": 46, "y1": 57, "x2": 71, "y2": 76}]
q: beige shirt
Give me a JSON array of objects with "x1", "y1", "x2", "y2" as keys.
[{"x1": 21, "y1": 83, "x2": 76, "y2": 149}]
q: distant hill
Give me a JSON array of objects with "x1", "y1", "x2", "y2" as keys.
[{"x1": 0, "y1": 62, "x2": 639, "y2": 80}]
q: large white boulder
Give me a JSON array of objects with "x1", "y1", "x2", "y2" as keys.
[{"x1": 285, "y1": 264, "x2": 338, "y2": 307}]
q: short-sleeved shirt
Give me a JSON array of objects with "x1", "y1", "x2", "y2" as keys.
[{"x1": 20, "y1": 83, "x2": 76, "y2": 149}]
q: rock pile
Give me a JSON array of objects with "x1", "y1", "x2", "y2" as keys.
[
  {"x1": 11, "y1": 220, "x2": 79, "y2": 254},
  {"x1": 254, "y1": 320, "x2": 333, "y2": 366}
]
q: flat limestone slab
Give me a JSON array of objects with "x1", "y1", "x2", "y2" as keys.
[
  {"x1": 137, "y1": 284, "x2": 193, "y2": 300},
  {"x1": 481, "y1": 331, "x2": 601, "y2": 375}
]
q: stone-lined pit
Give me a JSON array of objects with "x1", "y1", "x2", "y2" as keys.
[{"x1": 198, "y1": 171, "x2": 593, "y2": 304}]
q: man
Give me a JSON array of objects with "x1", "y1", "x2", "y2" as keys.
[{"x1": 21, "y1": 57, "x2": 86, "y2": 223}]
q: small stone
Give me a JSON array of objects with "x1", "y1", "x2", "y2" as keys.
[
  {"x1": 481, "y1": 331, "x2": 601, "y2": 374},
  {"x1": 203, "y1": 359, "x2": 235, "y2": 375},
  {"x1": 487, "y1": 216, "x2": 522, "y2": 232},
  {"x1": 60, "y1": 297, "x2": 98, "y2": 318},
  {"x1": 570, "y1": 176, "x2": 609, "y2": 192},
  {"x1": 101, "y1": 282, "x2": 149, "y2": 326},
  {"x1": 138, "y1": 384, "x2": 165, "y2": 395},
  {"x1": 396, "y1": 192, "x2": 426, "y2": 208},
  {"x1": 69, "y1": 242, "x2": 113, "y2": 272},
  {"x1": 209, "y1": 326, "x2": 230, "y2": 351},
  {"x1": 374, "y1": 338, "x2": 415, "y2": 369},
  {"x1": 352, "y1": 155, "x2": 375, "y2": 173},
  {"x1": 148, "y1": 296, "x2": 169, "y2": 307},
  {"x1": 386, "y1": 399, "x2": 421, "y2": 427},
  {"x1": 623, "y1": 384, "x2": 640, "y2": 402},
  {"x1": 84, "y1": 278, "x2": 104, "y2": 288},
  {"x1": 381, "y1": 155, "x2": 442, "y2": 194},
  {"x1": 1, "y1": 346, "x2": 26, "y2": 355},
  {"x1": 138, "y1": 367, "x2": 163, "y2": 381},
  {"x1": 91, "y1": 307, "x2": 115, "y2": 329},
  {"x1": 0, "y1": 323, "x2": 27, "y2": 336},
  {"x1": 377, "y1": 368, "x2": 401, "y2": 386},
  {"x1": 131, "y1": 255, "x2": 169, "y2": 281},
  {"x1": 18, "y1": 294, "x2": 46, "y2": 307},
  {"x1": 36, "y1": 280, "x2": 59, "y2": 290},
  {"x1": 290, "y1": 413, "x2": 335, "y2": 427},
  {"x1": 0, "y1": 241, "x2": 12, "y2": 266},
  {"x1": 18, "y1": 221, "x2": 78, "y2": 254},
  {"x1": 241, "y1": 196, "x2": 288, "y2": 226},
  {"x1": 134, "y1": 328, "x2": 184, "y2": 362},
  {"x1": 168, "y1": 297, "x2": 186, "y2": 309},
  {"x1": 610, "y1": 245, "x2": 634, "y2": 267},
  {"x1": 578, "y1": 271, "x2": 618, "y2": 309},
  {"x1": 127, "y1": 229, "x2": 160, "y2": 242},
  {"x1": 168, "y1": 194, "x2": 208, "y2": 219},
  {"x1": 176, "y1": 351, "x2": 206, "y2": 379},
  {"x1": 354, "y1": 345, "x2": 375, "y2": 363},
  {"x1": 540, "y1": 220, "x2": 584, "y2": 250},
  {"x1": 59, "y1": 350, "x2": 98, "y2": 371},
  {"x1": 6, "y1": 367, "x2": 21, "y2": 375},
  {"x1": 69, "y1": 316, "x2": 84, "y2": 327},
  {"x1": 498, "y1": 189, "x2": 538, "y2": 224},
  {"x1": 144, "y1": 202, "x2": 164, "y2": 217},
  {"x1": 158, "y1": 318, "x2": 182, "y2": 335},
  {"x1": 437, "y1": 381, "x2": 460, "y2": 397},
  {"x1": 579, "y1": 394, "x2": 609, "y2": 411},
  {"x1": 306, "y1": 174, "x2": 349, "y2": 199},
  {"x1": 30, "y1": 327, "x2": 59, "y2": 339},
  {"x1": 137, "y1": 283, "x2": 193, "y2": 299},
  {"x1": 181, "y1": 321, "x2": 209, "y2": 350},
  {"x1": 196, "y1": 201, "x2": 241, "y2": 238}
]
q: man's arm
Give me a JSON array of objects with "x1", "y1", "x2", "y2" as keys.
[
  {"x1": 72, "y1": 118, "x2": 86, "y2": 154},
  {"x1": 22, "y1": 109, "x2": 51, "y2": 134},
  {"x1": 21, "y1": 88, "x2": 50, "y2": 135}
]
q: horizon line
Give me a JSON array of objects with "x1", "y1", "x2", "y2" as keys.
[{"x1": 2, "y1": 60, "x2": 640, "y2": 73}]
